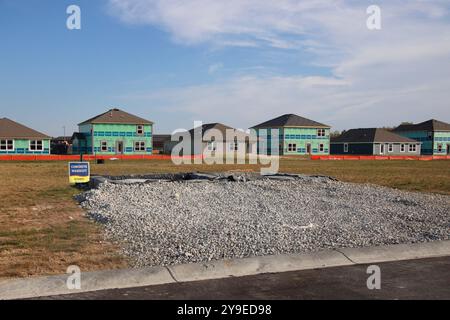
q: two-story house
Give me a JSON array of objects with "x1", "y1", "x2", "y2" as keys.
[
  {"x1": 250, "y1": 114, "x2": 331, "y2": 155},
  {"x1": 72, "y1": 108, "x2": 154, "y2": 155}
]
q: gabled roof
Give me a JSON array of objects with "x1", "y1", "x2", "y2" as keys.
[
  {"x1": 153, "y1": 134, "x2": 172, "y2": 143},
  {"x1": 393, "y1": 119, "x2": 450, "y2": 132},
  {"x1": 79, "y1": 108, "x2": 153, "y2": 125},
  {"x1": 251, "y1": 114, "x2": 330, "y2": 129},
  {"x1": 0, "y1": 118, "x2": 51, "y2": 139},
  {"x1": 189, "y1": 123, "x2": 247, "y2": 140},
  {"x1": 189, "y1": 123, "x2": 233, "y2": 135},
  {"x1": 331, "y1": 128, "x2": 419, "y2": 143},
  {"x1": 71, "y1": 132, "x2": 87, "y2": 141}
]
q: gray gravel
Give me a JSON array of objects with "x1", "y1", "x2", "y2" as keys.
[{"x1": 78, "y1": 174, "x2": 450, "y2": 267}]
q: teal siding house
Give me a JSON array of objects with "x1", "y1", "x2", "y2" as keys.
[
  {"x1": 0, "y1": 118, "x2": 51, "y2": 155},
  {"x1": 393, "y1": 119, "x2": 450, "y2": 155},
  {"x1": 72, "y1": 109, "x2": 154, "y2": 155},
  {"x1": 250, "y1": 114, "x2": 331, "y2": 155}
]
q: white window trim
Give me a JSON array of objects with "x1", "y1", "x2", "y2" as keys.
[
  {"x1": 100, "y1": 141, "x2": 108, "y2": 152},
  {"x1": 29, "y1": 140, "x2": 44, "y2": 151},
  {"x1": 344, "y1": 143, "x2": 349, "y2": 153},
  {"x1": 229, "y1": 142, "x2": 238, "y2": 151},
  {"x1": 134, "y1": 141, "x2": 146, "y2": 152},
  {"x1": 288, "y1": 143, "x2": 297, "y2": 152},
  {"x1": 137, "y1": 125, "x2": 145, "y2": 136},
  {"x1": 319, "y1": 143, "x2": 325, "y2": 152},
  {"x1": 437, "y1": 144, "x2": 443, "y2": 152},
  {"x1": 388, "y1": 144, "x2": 393, "y2": 153},
  {"x1": 400, "y1": 144, "x2": 405, "y2": 152},
  {"x1": 317, "y1": 129, "x2": 326, "y2": 137},
  {"x1": 207, "y1": 141, "x2": 216, "y2": 151},
  {"x1": 0, "y1": 139, "x2": 15, "y2": 151}
]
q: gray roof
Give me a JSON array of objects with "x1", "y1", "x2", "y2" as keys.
[
  {"x1": 189, "y1": 123, "x2": 233, "y2": 135},
  {"x1": 0, "y1": 118, "x2": 51, "y2": 139},
  {"x1": 79, "y1": 108, "x2": 153, "y2": 125},
  {"x1": 189, "y1": 123, "x2": 247, "y2": 141},
  {"x1": 331, "y1": 128, "x2": 419, "y2": 143},
  {"x1": 71, "y1": 132, "x2": 87, "y2": 141},
  {"x1": 251, "y1": 114, "x2": 330, "y2": 129},
  {"x1": 393, "y1": 119, "x2": 450, "y2": 132},
  {"x1": 153, "y1": 134, "x2": 172, "y2": 142},
  {"x1": 153, "y1": 134, "x2": 172, "y2": 139}
]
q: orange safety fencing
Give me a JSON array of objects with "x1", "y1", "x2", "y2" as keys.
[
  {"x1": 310, "y1": 155, "x2": 450, "y2": 161},
  {"x1": 0, "y1": 154, "x2": 204, "y2": 161},
  {"x1": 0, "y1": 154, "x2": 448, "y2": 161}
]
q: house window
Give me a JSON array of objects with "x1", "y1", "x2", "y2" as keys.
[
  {"x1": 409, "y1": 144, "x2": 417, "y2": 152},
  {"x1": 344, "y1": 143, "x2": 349, "y2": 153},
  {"x1": 288, "y1": 143, "x2": 297, "y2": 152},
  {"x1": 137, "y1": 125, "x2": 144, "y2": 136},
  {"x1": 207, "y1": 141, "x2": 216, "y2": 151},
  {"x1": 134, "y1": 141, "x2": 146, "y2": 151},
  {"x1": 319, "y1": 144, "x2": 325, "y2": 152},
  {"x1": 437, "y1": 144, "x2": 443, "y2": 152},
  {"x1": 29, "y1": 140, "x2": 43, "y2": 151},
  {"x1": 0, "y1": 139, "x2": 14, "y2": 151},
  {"x1": 317, "y1": 129, "x2": 326, "y2": 137},
  {"x1": 400, "y1": 144, "x2": 405, "y2": 152},
  {"x1": 100, "y1": 141, "x2": 108, "y2": 152},
  {"x1": 388, "y1": 144, "x2": 393, "y2": 153},
  {"x1": 229, "y1": 142, "x2": 239, "y2": 151}
]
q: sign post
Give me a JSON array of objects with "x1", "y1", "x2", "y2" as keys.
[{"x1": 69, "y1": 162, "x2": 90, "y2": 185}]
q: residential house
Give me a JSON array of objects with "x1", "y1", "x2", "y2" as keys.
[
  {"x1": 153, "y1": 134, "x2": 172, "y2": 154},
  {"x1": 171, "y1": 123, "x2": 249, "y2": 156},
  {"x1": 330, "y1": 128, "x2": 421, "y2": 155},
  {"x1": 393, "y1": 119, "x2": 450, "y2": 155},
  {"x1": 51, "y1": 136, "x2": 72, "y2": 155},
  {"x1": 72, "y1": 108, "x2": 153, "y2": 155},
  {"x1": 0, "y1": 118, "x2": 51, "y2": 155},
  {"x1": 250, "y1": 114, "x2": 331, "y2": 155}
]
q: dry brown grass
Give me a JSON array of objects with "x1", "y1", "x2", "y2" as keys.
[
  {"x1": 0, "y1": 158, "x2": 448, "y2": 279},
  {"x1": 0, "y1": 162, "x2": 127, "y2": 279}
]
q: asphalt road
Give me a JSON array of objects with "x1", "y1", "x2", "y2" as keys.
[{"x1": 36, "y1": 257, "x2": 450, "y2": 300}]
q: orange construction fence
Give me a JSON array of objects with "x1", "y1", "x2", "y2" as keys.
[
  {"x1": 0, "y1": 154, "x2": 203, "y2": 162},
  {"x1": 0, "y1": 154, "x2": 448, "y2": 161},
  {"x1": 310, "y1": 155, "x2": 450, "y2": 161}
]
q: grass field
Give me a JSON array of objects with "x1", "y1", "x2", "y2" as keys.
[{"x1": 0, "y1": 158, "x2": 449, "y2": 279}]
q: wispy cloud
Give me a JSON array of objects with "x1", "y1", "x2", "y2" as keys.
[
  {"x1": 107, "y1": 0, "x2": 450, "y2": 130},
  {"x1": 208, "y1": 63, "x2": 224, "y2": 75}
]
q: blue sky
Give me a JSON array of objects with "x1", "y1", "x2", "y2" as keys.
[{"x1": 1, "y1": 0, "x2": 449, "y2": 136}]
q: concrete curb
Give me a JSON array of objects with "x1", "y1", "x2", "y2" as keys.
[
  {"x1": 167, "y1": 250, "x2": 349, "y2": 282},
  {"x1": 0, "y1": 240, "x2": 449, "y2": 300},
  {"x1": 337, "y1": 240, "x2": 450, "y2": 264}
]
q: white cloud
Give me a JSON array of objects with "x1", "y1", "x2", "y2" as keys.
[
  {"x1": 208, "y1": 63, "x2": 223, "y2": 74},
  {"x1": 108, "y1": 0, "x2": 450, "y2": 131}
]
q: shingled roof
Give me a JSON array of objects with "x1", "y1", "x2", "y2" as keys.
[
  {"x1": 79, "y1": 108, "x2": 153, "y2": 125},
  {"x1": 251, "y1": 114, "x2": 330, "y2": 129},
  {"x1": 0, "y1": 118, "x2": 51, "y2": 139},
  {"x1": 189, "y1": 123, "x2": 233, "y2": 135},
  {"x1": 331, "y1": 128, "x2": 418, "y2": 143},
  {"x1": 393, "y1": 119, "x2": 450, "y2": 132},
  {"x1": 189, "y1": 123, "x2": 247, "y2": 140}
]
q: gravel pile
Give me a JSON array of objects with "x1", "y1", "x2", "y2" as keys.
[{"x1": 78, "y1": 174, "x2": 450, "y2": 267}]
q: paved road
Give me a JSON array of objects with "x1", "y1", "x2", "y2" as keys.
[{"x1": 37, "y1": 257, "x2": 450, "y2": 300}]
